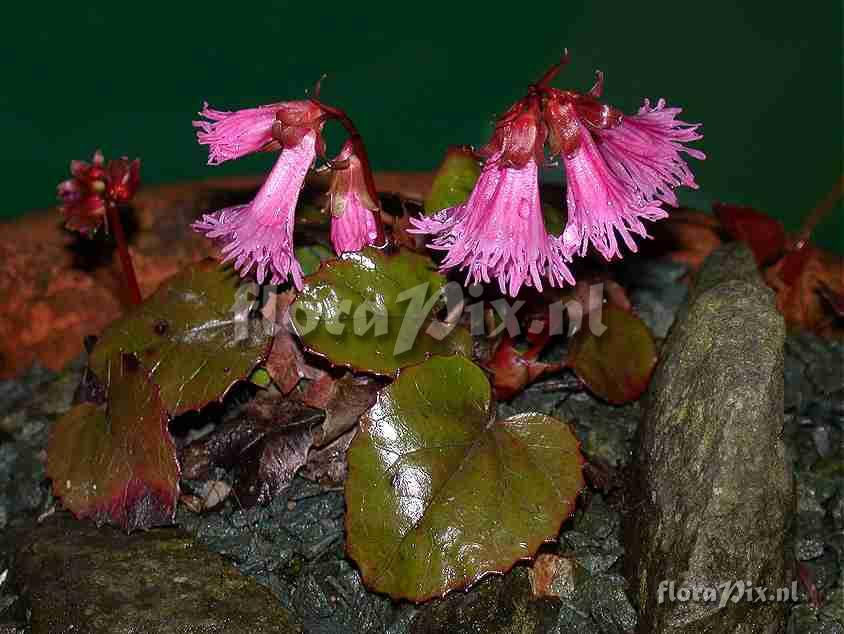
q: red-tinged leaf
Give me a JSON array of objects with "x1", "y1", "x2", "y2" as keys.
[
  {"x1": 714, "y1": 202, "x2": 786, "y2": 266},
  {"x1": 819, "y1": 283, "x2": 844, "y2": 318},
  {"x1": 765, "y1": 245, "x2": 844, "y2": 337},
  {"x1": 797, "y1": 561, "x2": 824, "y2": 609},
  {"x1": 179, "y1": 394, "x2": 323, "y2": 506},
  {"x1": 646, "y1": 208, "x2": 723, "y2": 272},
  {"x1": 300, "y1": 372, "x2": 382, "y2": 447},
  {"x1": 264, "y1": 295, "x2": 328, "y2": 395},
  {"x1": 777, "y1": 245, "x2": 814, "y2": 286},
  {"x1": 486, "y1": 336, "x2": 560, "y2": 401},
  {"x1": 47, "y1": 353, "x2": 180, "y2": 532},
  {"x1": 566, "y1": 305, "x2": 657, "y2": 404}
]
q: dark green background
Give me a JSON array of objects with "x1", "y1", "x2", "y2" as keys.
[{"x1": 2, "y1": 2, "x2": 841, "y2": 252}]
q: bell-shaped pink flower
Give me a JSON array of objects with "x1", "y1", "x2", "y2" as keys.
[
  {"x1": 194, "y1": 102, "x2": 282, "y2": 165},
  {"x1": 595, "y1": 98, "x2": 705, "y2": 207},
  {"x1": 193, "y1": 130, "x2": 318, "y2": 289},
  {"x1": 411, "y1": 149, "x2": 574, "y2": 297},
  {"x1": 555, "y1": 100, "x2": 667, "y2": 260},
  {"x1": 546, "y1": 89, "x2": 704, "y2": 260},
  {"x1": 327, "y1": 140, "x2": 381, "y2": 254}
]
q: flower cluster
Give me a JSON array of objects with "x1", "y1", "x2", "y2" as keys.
[
  {"x1": 193, "y1": 57, "x2": 703, "y2": 297},
  {"x1": 192, "y1": 100, "x2": 381, "y2": 288},
  {"x1": 412, "y1": 62, "x2": 704, "y2": 295},
  {"x1": 57, "y1": 150, "x2": 141, "y2": 236}
]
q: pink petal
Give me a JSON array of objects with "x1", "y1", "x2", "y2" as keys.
[
  {"x1": 411, "y1": 154, "x2": 574, "y2": 297},
  {"x1": 193, "y1": 131, "x2": 317, "y2": 289},
  {"x1": 194, "y1": 101, "x2": 283, "y2": 165},
  {"x1": 596, "y1": 98, "x2": 705, "y2": 207},
  {"x1": 330, "y1": 192, "x2": 380, "y2": 254},
  {"x1": 561, "y1": 103, "x2": 669, "y2": 261}
]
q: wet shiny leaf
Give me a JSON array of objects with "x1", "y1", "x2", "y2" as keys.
[
  {"x1": 90, "y1": 259, "x2": 273, "y2": 416},
  {"x1": 345, "y1": 355, "x2": 584, "y2": 601},
  {"x1": 291, "y1": 247, "x2": 472, "y2": 375},
  {"x1": 295, "y1": 243, "x2": 334, "y2": 276},
  {"x1": 47, "y1": 353, "x2": 180, "y2": 531},
  {"x1": 423, "y1": 146, "x2": 480, "y2": 216},
  {"x1": 566, "y1": 305, "x2": 657, "y2": 404}
]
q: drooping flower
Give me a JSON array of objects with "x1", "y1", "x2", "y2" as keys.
[
  {"x1": 192, "y1": 100, "x2": 324, "y2": 289},
  {"x1": 544, "y1": 76, "x2": 704, "y2": 260},
  {"x1": 57, "y1": 150, "x2": 141, "y2": 236},
  {"x1": 194, "y1": 102, "x2": 282, "y2": 165},
  {"x1": 411, "y1": 103, "x2": 574, "y2": 297},
  {"x1": 326, "y1": 140, "x2": 381, "y2": 254},
  {"x1": 595, "y1": 98, "x2": 705, "y2": 207}
]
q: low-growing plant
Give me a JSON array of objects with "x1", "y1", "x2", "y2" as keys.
[{"x1": 47, "y1": 52, "x2": 709, "y2": 601}]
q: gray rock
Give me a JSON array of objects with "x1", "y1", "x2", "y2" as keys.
[
  {"x1": 628, "y1": 244, "x2": 793, "y2": 633},
  {"x1": 13, "y1": 513, "x2": 301, "y2": 633}
]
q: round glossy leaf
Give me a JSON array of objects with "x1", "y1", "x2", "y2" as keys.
[
  {"x1": 291, "y1": 248, "x2": 472, "y2": 375},
  {"x1": 345, "y1": 356, "x2": 584, "y2": 601},
  {"x1": 566, "y1": 305, "x2": 657, "y2": 404},
  {"x1": 90, "y1": 259, "x2": 273, "y2": 416}
]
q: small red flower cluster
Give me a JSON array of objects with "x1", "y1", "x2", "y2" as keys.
[{"x1": 57, "y1": 150, "x2": 141, "y2": 236}]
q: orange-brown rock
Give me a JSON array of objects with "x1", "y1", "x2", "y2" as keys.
[{"x1": 0, "y1": 172, "x2": 433, "y2": 378}]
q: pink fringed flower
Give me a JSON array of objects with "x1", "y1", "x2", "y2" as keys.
[
  {"x1": 327, "y1": 140, "x2": 381, "y2": 254},
  {"x1": 545, "y1": 77, "x2": 704, "y2": 260},
  {"x1": 194, "y1": 102, "x2": 282, "y2": 165},
  {"x1": 411, "y1": 105, "x2": 574, "y2": 296},
  {"x1": 193, "y1": 100, "x2": 325, "y2": 288},
  {"x1": 595, "y1": 98, "x2": 705, "y2": 207}
]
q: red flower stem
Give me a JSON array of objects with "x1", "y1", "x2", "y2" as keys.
[
  {"x1": 790, "y1": 174, "x2": 844, "y2": 251},
  {"x1": 313, "y1": 100, "x2": 387, "y2": 246},
  {"x1": 532, "y1": 50, "x2": 570, "y2": 92},
  {"x1": 106, "y1": 203, "x2": 142, "y2": 305}
]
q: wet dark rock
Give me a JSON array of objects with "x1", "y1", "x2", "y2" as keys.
[
  {"x1": 410, "y1": 567, "x2": 561, "y2": 634},
  {"x1": 13, "y1": 512, "x2": 301, "y2": 633},
  {"x1": 178, "y1": 476, "x2": 415, "y2": 633},
  {"x1": 0, "y1": 360, "x2": 83, "y2": 536},
  {"x1": 628, "y1": 244, "x2": 793, "y2": 633},
  {"x1": 788, "y1": 602, "x2": 844, "y2": 634}
]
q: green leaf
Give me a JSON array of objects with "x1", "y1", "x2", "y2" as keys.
[
  {"x1": 290, "y1": 248, "x2": 472, "y2": 376},
  {"x1": 295, "y1": 243, "x2": 334, "y2": 276},
  {"x1": 423, "y1": 146, "x2": 480, "y2": 216},
  {"x1": 345, "y1": 356, "x2": 584, "y2": 601},
  {"x1": 566, "y1": 305, "x2": 657, "y2": 404},
  {"x1": 249, "y1": 367, "x2": 272, "y2": 388},
  {"x1": 90, "y1": 259, "x2": 273, "y2": 416},
  {"x1": 47, "y1": 353, "x2": 180, "y2": 532}
]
